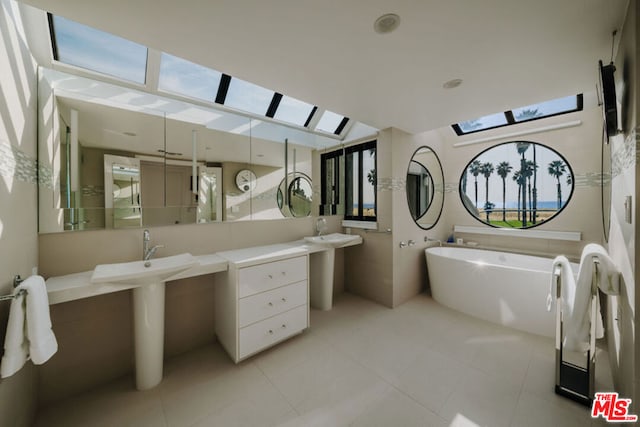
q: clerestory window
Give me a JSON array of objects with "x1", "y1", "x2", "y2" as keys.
[{"x1": 452, "y1": 94, "x2": 583, "y2": 136}]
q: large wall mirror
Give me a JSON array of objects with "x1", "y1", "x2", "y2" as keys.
[
  {"x1": 406, "y1": 146, "x2": 444, "y2": 229},
  {"x1": 38, "y1": 69, "x2": 324, "y2": 233},
  {"x1": 459, "y1": 141, "x2": 574, "y2": 228}
]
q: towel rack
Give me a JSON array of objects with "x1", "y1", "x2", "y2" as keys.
[
  {"x1": 0, "y1": 276, "x2": 26, "y2": 302},
  {"x1": 553, "y1": 256, "x2": 598, "y2": 406}
]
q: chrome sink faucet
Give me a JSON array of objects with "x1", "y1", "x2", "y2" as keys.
[
  {"x1": 425, "y1": 237, "x2": 443, "y2": 247},
  {"x1": 316, "y1": 217, "x2": 328, "y2": 236},
  {"x1": 143, "y1": 229, "x2": 164, "y2": 263}
]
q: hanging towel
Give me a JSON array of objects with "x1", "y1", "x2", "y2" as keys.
[
  {"x1": 577, "y1": 244, "x2": 620, "y2": 296},
  {"x1": 0, "y1": 287, "x2": 29, "y2": 378},
  {"x1": 548, "y1": 256, "x2": 574, "y2": 314},
  {"x1": 565, "y1": 244, "x2": 619, "y2": 352},
  {"x1": 1, "y1": 275, "x2": 58, "y2": 378}
]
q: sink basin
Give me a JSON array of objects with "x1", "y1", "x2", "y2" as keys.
[
  {"x1": 91, "y1": 253, "x2": 198, "y2": 285},
  {"x1": 304, "y1": 233, "x2": 363, "y2": 248}
]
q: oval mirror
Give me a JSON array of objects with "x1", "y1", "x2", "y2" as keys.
[
  {"x1": 277, "y1": 173, "x2": 312, "y2": 218},
  {"x1": 459, "y1": 141, "x2": 574, "y2": 228},
  {"x1": 406, "y1": 146, "x2": 444, "y2": 229}
]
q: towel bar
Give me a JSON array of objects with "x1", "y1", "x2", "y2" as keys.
[
  {"x1": 554, "y1": 256, "x2": 599, "y2": 406},
  {"x1": 0, "y1": 275, "x2": 27, "y2": 301}
]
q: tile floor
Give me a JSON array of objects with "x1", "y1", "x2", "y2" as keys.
[{"x1": 35, "y1": 293, "x2": 616, "y2": 427}]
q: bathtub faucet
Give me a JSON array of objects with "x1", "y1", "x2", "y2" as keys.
[{"x1": 425, "y1": 237, "x2": 443, "y2": 246}]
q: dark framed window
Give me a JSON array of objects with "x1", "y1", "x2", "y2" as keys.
[
  {"x1": 320, "y1": 149, "x2": 343, "y2": 215},
  {"x1": 345, "y1": 140, "x2": 376, "y2": 221},
  {"x1": 452, "y1": 94, "x2": 583, "y2": 136}
]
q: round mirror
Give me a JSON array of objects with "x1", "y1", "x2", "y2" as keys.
[
  {"x1": 277, "y1": 173, "x2": 312, "y2": 218},
  {"x1": 406, "y1": 146, "x2": 444, "y2": 229},
  {"x1": 459, "y1": 141, "x2": 574, "y2": 228},
  {"x1": 602, "y1": 131, "x2": 612, "y2": 241}
]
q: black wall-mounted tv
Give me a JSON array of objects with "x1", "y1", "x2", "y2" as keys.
[{"x1": 599, "y1": 60, "x2": 618, "y2": 141}]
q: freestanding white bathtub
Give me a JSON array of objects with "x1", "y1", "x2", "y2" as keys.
[{"x1": 425, "y1": 246, "x2": 578, "y2": 337}]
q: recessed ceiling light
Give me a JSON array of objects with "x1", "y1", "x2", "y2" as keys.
[
  {"x1": 443, "y1": 79, "x2": 463, "y2": 89},
  {"x1": 374, "y1": 13, "x2": 400, "y2": 34}
]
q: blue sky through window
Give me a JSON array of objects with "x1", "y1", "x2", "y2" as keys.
[
  {"x1": 455, "y1": 95, "x2": 582, "y2": 135},
  {"x1": 315, "y1": 110, "x2": 344, "y2": 133},
  {"x1": 458, "y1": 112, "x2": 508, "y2": 133},
  {"x1": 224, "y1": 77, "x2": 274, "y2": 116},
  {"x1": 512, "y1": 95, "x2": 578, "y2": 122},
  {"x1": 158, "y1": 53, "x2": 222, "y2": 102},
  {"x1": 273, "y1": 95, "x2": 315, "y2": 126},
  {"x1": 53, "y1": 15, "x2": 147, "y2": 84}
]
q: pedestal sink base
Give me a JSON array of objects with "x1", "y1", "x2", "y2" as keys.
[
  {"x1": 309, "y1": 248, "x2": 335, "y2": 310},
  {"x1": 133, "y1": 283, "x2": 165, "y2": 390}
]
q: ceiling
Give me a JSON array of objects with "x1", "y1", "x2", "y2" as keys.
[{"x1": 20, "y1": 0, "x2": 629, "y2": 135}]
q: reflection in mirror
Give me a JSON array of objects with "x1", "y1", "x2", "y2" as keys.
[
  {"x1": 104, "y1": 155, "x2": 142, "y2": 228},
  {"x1": 602, "y1": 135, "x2": 612, "y2": 241},
  {"x1": 406, "y1": 146, "x2": 444, "y2": 230},
  {"x1": 407, "y1": 161, "x2": 434, "y2": 219},
  {"x1": 198, "y1": 166, "x2": 223, "y2": 223},
  {"x1": 38, "y1": 70, "x2": 341, "y2": 233},
  {"x1": 277, "y1": 173, "x2": 312, "y2": 218},
  {"x1": 459, "y1": 141, "x2": 574, "y2": 228}
]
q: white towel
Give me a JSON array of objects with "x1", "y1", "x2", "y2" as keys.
[
  {"x1": 548, "y1": 256, "x2": 574, "y2": 314},
  {"x1": 565, "y1": 244, "x2": 619, "y2": 352},
  {"x1": 1, "y1": 275, "x2": 58, "y2": 378},
  {"x1": 0, "y1": 287, "x2": 29, "y2": 378}
]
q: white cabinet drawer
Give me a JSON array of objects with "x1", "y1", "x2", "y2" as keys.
[
  {"x1": 238, "y1": 256, "x2": 307, "y2": 297},
  {"x1": 239, "y1": 281, "x2": 307, "y2": 328},
  {"x1": 239, "y1": 305, "x2": 308, "y2": 359}
]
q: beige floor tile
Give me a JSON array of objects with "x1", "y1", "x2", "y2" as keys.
[
  {"x1": 439, "y1": 366, "x2": 522, "y2": 427},
  {"x1": 394, "y1": 347, "x2": 471, "y2": 414},
  {"x1": 34, "y1": 292, "x2": 620, "y2": 427},
  {"x1": 351, "y1": 386, "x2": 447, "y2": 427}
]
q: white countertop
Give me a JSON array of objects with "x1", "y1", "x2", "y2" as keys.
[
  {"x1": 45, "y1": 237, "x2": 362, "y2": 305},
  {"x1": 47, "y1": 254, "x2": 228, "y2": 305}
]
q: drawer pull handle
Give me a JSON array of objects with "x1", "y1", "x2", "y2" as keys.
[
  {"x1": 268, "y1": 302, "x2": 273, "y2": 307},
  {"x1": 268, "y1": 274, "x2": 273, "y2": 279},
  {"x1": 281, "y1": 297, "x2": 287, "y2": 302},
  {"x1": 268, "y1": 330, "x2": 273, "y2": 335},
  {"x1": 281, "y1": 324, "x2": 287, "y2": 329},
  {"x1": 281, "y1": 271, "x2": 286, "y2": 275}
]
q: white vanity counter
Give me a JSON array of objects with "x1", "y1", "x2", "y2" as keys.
[
  {"x1": 43, "y1": 235, "x2": 363, "y2": 388},
  {"x1": 44, "y1": 235, "x2": 363, "y2": 304},
  {"x1": 46, "y1": 253, "x2": 228, "y2": 304}
]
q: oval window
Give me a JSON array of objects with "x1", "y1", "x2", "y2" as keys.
[{"x1": 459, "y1": 141, "x2": 574, "y2": 228}]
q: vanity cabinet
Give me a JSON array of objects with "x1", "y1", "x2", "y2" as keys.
[{"x1": 215, "y1": 250, "x2": 309, "y2": 363}]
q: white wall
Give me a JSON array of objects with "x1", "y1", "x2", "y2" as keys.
[{"x1": 0, "y1": 0, "x2": 39, "y2": 425}]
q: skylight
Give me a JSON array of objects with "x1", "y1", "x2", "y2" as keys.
[
  {"x1": 315, "y1": 110, "x2": 346, "y2": 134},
  {"x1": 47, "y1": 14, "x2": 366, "y2": 139},
  {"x1": 224, "y1": 77, "x2": 275, "y2": 117},
  {"x1": 453, "y1": 94, "x2": 583, "y2": 136},
  {"x1": 158, "y1": 53, "x2": 222, "y2": 102},
  {"x1": 512, "y1": 95, "x2": 579, "y2": 122},
  {"x1": 457, "y1": 112, "x2": 508, "y2": 133},
  {"x1": 273, "y1": 96, "x2": 315, "y2": 127},
  {"x1": 50, "y1": 15, "x2": 148, "y2": 84}
]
